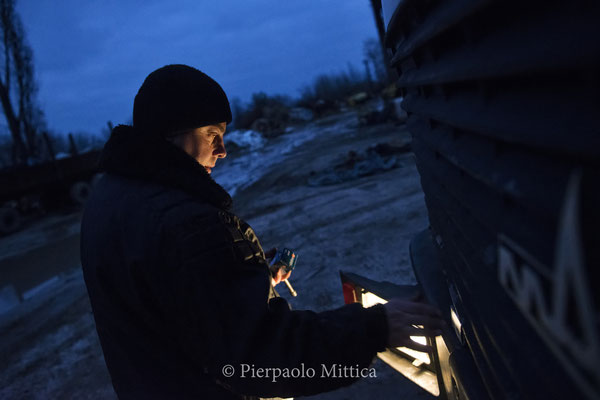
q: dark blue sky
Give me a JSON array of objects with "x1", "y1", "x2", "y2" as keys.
[{"x1": 15, "y1": 0, "x2": 378, "y2": 135}]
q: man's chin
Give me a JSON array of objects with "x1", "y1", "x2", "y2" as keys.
[{"x1": 204, "y1": 166, "x2": 212, "y2": 174}]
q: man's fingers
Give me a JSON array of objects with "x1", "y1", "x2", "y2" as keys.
[
  {"x1": 387, "y1": 326, "x2": 441, "y2": 349},
  {"x1": 402, "y1": 313, "x2": 444, "y2": 330},
  {"x1": 402, "y1": 325, "x2": 442, "y2": 337},
  {"x1": 385, "y1": 298, "x2": 445, "y2": 348},
  {"x1": 270, "y1": 267, "x2": 291, "y2": 286}
]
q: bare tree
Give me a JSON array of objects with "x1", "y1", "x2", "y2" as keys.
[{"x1": 0, "y1": 0, "x2": 45, "y2": 165}]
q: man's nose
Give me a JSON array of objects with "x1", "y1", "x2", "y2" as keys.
[{"x1": 214, "y1": 139, "x2": 227, "y2": 158}]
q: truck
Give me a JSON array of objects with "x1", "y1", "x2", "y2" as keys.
[{"x1": 341, "y1": 1, "x2": 600, "y2": 399}]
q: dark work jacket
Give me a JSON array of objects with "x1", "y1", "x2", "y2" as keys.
[{"x1": 80, "y1": 125, "x2": 388, "y2": 399}]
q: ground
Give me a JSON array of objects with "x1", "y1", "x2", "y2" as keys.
[{"x1": 0, "y1": 112, "x2": 434, "y2": 399}]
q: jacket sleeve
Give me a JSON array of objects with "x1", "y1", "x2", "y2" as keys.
[{"x1": 158, "y1": 207, "x2": 389, "y2": 398}]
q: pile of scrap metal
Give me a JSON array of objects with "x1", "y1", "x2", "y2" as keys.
[{"x1": 0, "y1": 137, "x2": 101, "y2": 235}]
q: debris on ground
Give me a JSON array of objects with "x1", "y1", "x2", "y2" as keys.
[
  {"x1": 289, "y1": 107, "x2": 314, "y2": 122},
  {"x1": 356, "y1": 97, "x2": 406, "y2": 126},
  {"x1": 307, "y1": 142, "x2": 411, "y2": 186}
]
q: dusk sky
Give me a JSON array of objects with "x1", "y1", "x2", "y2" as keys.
[{"x1": 14, "y1": 0, "x2": 379, "y2": 136}]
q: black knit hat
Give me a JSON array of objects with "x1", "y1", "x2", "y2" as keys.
[{"x1": 133, "y1": 64, "x2": 232, "y2": 137}]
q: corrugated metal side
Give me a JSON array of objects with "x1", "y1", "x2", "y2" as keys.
[{"x1": 384, "y1": 0, "x2": 600, "y2": 399}]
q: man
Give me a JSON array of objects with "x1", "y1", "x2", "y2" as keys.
[{"x1": 81, "y1": 64, "x2": 443, "y2": 399}]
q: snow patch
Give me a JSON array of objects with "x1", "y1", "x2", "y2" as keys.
[
  {"x1": 213, "y1": 119, "x2": 344, "y2": 197},
  {"x1": 226, "y1": 129, "x2": 266, "y2": 150},
  {"x1": 22, "y1": 276, "x2": 61, "y2": 300}
]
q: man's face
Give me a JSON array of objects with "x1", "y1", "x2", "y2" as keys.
[{"x1": 171, "y1": 122, "x2": 227, "y2": 174}]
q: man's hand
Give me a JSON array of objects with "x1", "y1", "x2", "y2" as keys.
[
  {"x1": 271, "y1": 267, "x2": 292, "y2": 286},
  {"x1": 265, "y1": 247, "x2": 292, "y2": 287},
  {"x1": 383, "y1": 298, "x2": 444, "y2": 352}
]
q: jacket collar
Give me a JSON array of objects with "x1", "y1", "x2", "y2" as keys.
[{"x1": 99, "y1": 125, "x2": 232, "y2": 210}]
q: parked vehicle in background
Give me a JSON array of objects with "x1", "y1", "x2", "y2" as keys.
[{"x1": 342, "y1": 1, "x2": 600, "y2": 399}]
